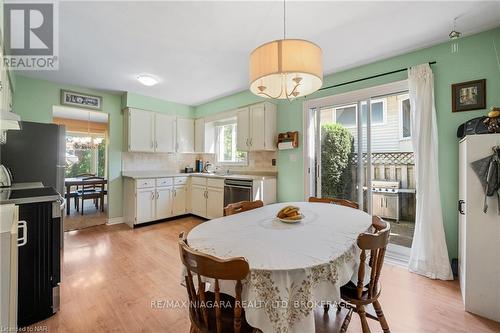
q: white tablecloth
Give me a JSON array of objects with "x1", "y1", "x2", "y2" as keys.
[{"x1": 187, "y1": 202, "x2": 372, "y2": 333}]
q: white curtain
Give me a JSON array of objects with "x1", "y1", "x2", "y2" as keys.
[{"x1": 407, "y1": 64, "x2": 453, "y2": 280}]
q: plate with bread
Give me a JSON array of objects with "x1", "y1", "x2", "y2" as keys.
[{"x1": 276, "y1": 205, "x2": 304, "y2": 223}]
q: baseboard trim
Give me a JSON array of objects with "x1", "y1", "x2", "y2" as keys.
[
  {"x1": 106, "y1": 217, "x2": 124, "y2": 225},
  {"x1": 386, "y1": 244, "x2": 410, "y2": 268}
]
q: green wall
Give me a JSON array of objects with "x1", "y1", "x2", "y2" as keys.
[
  {"x1": 12, "y1": 75, "x2": 124, "y2": 218},
  {"x1": 124, "y1": 92, "x2": 194, "y2": 117},
  {"x1": 11, "y1": 77, "x2": 196, "y2": 219},
  {"x1": 194, "y1": 27, "x2": 500, "y2": 259}
]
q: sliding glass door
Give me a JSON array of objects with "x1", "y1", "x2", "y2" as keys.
[{"x1": 304, "y1": 81, "x2": 416, "y2": 260}]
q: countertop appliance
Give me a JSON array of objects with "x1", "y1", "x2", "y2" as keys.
[
  {"x1": 1, "y1": 187, "x2": 63, "y2": 328},
  {"x1": 458, "y1": 133, "x2": 500, "y2": 322},
  {"x1": 0, "y1": 121, "x2": 65, "y2": 196},
  {"x1": 0, "y1": 164, "x2": 12, "y2": 187},
  {"x1": 224, "y1": 178, "x2": 253, "y2": 207},
  {"x1": 371, "y1": 180, "x2": 401, "y2": 221}
]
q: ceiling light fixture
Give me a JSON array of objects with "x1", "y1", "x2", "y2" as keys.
[
  {"x1": 249, "y1": 0, "x2": 323, "y2": 100},
  {"x1": 137, "y1": 74, "x2": 159, "y2": 86}
]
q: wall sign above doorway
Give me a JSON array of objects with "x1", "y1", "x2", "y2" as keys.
[{"x1": 61, "y1": 90, "x2": 102, "y2": 110}]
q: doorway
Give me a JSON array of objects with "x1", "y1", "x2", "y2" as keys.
[
  {"x1": 52, "y1": 106, "x2": 109, "y2": 231},
  {"x1": 304, "y1": 81, "x2": 416, "y2": 263}
]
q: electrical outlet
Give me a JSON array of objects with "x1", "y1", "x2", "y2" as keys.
[{"x1": 272, "y1": 159, "x2": 276, "y2": 166}]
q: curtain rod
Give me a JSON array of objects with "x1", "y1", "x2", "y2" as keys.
[{"x1": 317, "y1": 61, "x2": 437, "y2": 92}]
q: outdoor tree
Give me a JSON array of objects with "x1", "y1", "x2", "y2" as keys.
[{"x1": 321, "y1": 123, "x2": 354, "y2": 199}]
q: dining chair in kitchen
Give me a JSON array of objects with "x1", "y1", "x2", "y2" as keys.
[
  {"x1": 178, "y1": 232, "x2": 259, "y2": 333},
  {"x1": 72, "y1": 173, "x2": 96, "y2": 211},
  {"x1": 223, "y1": 200, "x2": 264, "y2": 216},
  {"x1": 337, "y1": 216, "x2": 391, "y2": 333},
  {"x1": 77, "y1": 176, "x2": 105, "y2": 215},
  {"x1": 308, "y1": 196, "x2": 359, "y2": 209}
]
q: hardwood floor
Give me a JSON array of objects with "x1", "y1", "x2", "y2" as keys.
[{"x1": 31, "y1": 216, "x2": 500, "y2": 333}]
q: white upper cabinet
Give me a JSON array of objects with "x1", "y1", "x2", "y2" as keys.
[
  {"x1": 236, "y1": 102, "x2": 276, "y2": 151},
  {"x1": 236, "y1": 107, "x2": 250, "y2": 151},
  {"x1": 155, "y1": 114, "x2": 176, "y2": 153},
  {"x1": 176, "y1": 118, "x2": 195, "y2": 153},
  {"x1": 125, "y1": 109, "x2": 195, "y2": 153},
  {"x1": 127, "y1": 108, "x2": 155, "y2": 152},
  {"x1": 194, "y1": 118, "x2": 204, "y2": 152},
  {"x1": 250, "y1": 104, "x2": 266, "y2": 150}
]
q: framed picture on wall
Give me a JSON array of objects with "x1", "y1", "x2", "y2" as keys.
[
  {"x1": 451, "y1": 79, "x2": 486, "y2": 112},
  {"x1": 61, "y1": 90, "x2": 102, "y2": 110}
]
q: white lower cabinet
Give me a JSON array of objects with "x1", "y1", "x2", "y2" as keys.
[
  {"x1": 191, "y1": 184, "x2": 207, "y2": 217},
  {"x1": 172, "y1": 185, "x2": 187, "y2": 215},
  {"x1": 190, "y1": 177, "x2": 224, "y2": 219},
  {"x1": 124, "y1": 177, "x2": 189, "y2": 227},
  {"x1": 206, "y1": 187, "x2": 224, "y2": 219},
  {"x1": 136, "y1": 188, "x2": 155, "y2": 223},
  {"x1": 156, "y1": 186, "x2": 173, "y2": 220}
]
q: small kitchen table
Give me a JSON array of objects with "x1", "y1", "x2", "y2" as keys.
[
  {"x1": 186, "y1": 201, "x2": 372, "y2": 333},
  {"x1": 64, "y1": 177, "x2": 107, "y2": 215}
]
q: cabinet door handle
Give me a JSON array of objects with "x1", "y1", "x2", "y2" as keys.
[
  {"x1": 458, "y1": 200, "x2": 465, "y2": 215},
  {"x1": 17, "y1": 220, "x2": 27, "y2": 247},
  {"x1": 151, "y1": 141, "x2": 154, "y2": 149},
  {"x1": 249, "y1": 138, "x2": 252, "y2": 146},
  {"x1": 155, "y1": 141, "x2": 158, "y2": 149}
]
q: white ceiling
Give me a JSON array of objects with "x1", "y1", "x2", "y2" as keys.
[
  {"x1": 20, "y1": 1, "x2": 500, "y2": 106},
  {"x1": 53, "y1": 105, "x2": 109, "y2": 123}
]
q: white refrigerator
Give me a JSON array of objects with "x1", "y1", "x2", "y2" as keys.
[{"x1": 458, "y1": 133, "x2": 500, "y2": 322}]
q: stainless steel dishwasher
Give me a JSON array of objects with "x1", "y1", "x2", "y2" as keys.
[{"x1": 224, "y1": 179, "x2": 253, "y2": 206}]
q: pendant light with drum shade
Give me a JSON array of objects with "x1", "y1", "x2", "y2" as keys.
[{"x1": 249, "y1": 0, "x2": 323, "y2": 100}]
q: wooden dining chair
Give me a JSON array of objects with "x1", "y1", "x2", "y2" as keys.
[
  {"x1": 308, "y1": 196, "x2": 359, "y2": 209},
  {"x1": 223, "y1": 200, "x2": 264, "y2": 216},
  {"x1": 72, "y1": 173, "x2": 96, "y2": 212},
  {"x1": 77, "y1": 176, "x2": 105, "y2": 215},
  {"x1": 337, "y1": 216, "x2": 391, "y2": 333},
  {"x1": 178, "y1": 232, "x2": 259, "y2": 333}
]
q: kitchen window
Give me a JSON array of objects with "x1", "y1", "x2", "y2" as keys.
[
  {"x1": 399, "y1": 94, "x2": 412, "y2": 139},
  {"x1": 215, "y1": 120, "x2": 247, "y2": 165}
]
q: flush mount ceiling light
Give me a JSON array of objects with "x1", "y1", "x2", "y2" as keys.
[
  {"x1": 249, "y1": 0, "x2": 323, "y2": 100},
  {"x1": 137, "y1": 74, "x2": 159, "y2": 86}
]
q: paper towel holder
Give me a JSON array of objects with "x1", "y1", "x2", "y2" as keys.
[{"x1": 277, "y1": 131, "x2": 299, "y2": 150}]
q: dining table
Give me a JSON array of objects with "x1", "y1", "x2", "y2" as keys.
[
  {"x1": 186, "y1": 201, "x2": 372, "y2": 333},
  {"x1": 64, "y1": 177, "x2": 107, "y2": 215}
]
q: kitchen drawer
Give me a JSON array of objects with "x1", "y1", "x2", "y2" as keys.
[
  {"x1": 191, "y1": 177, "x2": 207, "y2": 186},
  {"x1": 174, "y1": 177, "x2": 188, "y2": 185},
  {"x1": 136, "y1": 178, "x2": 155, "y2": 189},
  {"x1": 207, "y1": 178, "x2": 224, "y2": 189},
  {"x1": 156, "y1": 178, "x2": 173, "y2": 187}
]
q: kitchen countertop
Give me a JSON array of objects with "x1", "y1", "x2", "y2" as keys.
[
  {"x1": 121, "y1": 171, "x2": 276, "y2": 181},
  {"x1": 0, "y1": 186, "x2": 62, "y2": 205},
  {"x1": 10, "y1": 182, "x2": 44, "y2": 190}
]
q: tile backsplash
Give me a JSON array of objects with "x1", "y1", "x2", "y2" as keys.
[{"x1": 122, "y1": 151, "x2": 277, "y2": 173}]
